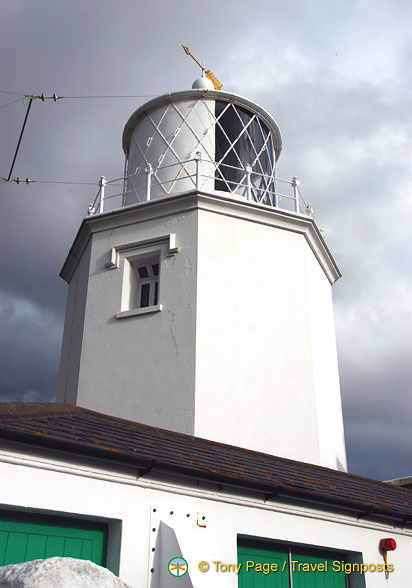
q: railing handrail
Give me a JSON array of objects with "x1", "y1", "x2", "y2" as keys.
[
  {"x1": 108, "y1": 157, "x2": 294, "y2": 185},
  {"x1": 88, "y1": 157, "x2": 311, "y2": 218}
]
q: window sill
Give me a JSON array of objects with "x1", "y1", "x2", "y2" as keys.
[{"x1": 116, "y1": 304, "x2": 163, "y2": 319}]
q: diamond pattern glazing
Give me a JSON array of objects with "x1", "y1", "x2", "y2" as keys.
[{"x1": 124, "y1": 95, "x2": 278, "y2": 206}]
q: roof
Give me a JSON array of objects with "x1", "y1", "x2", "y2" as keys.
[
  {"x1": 386, "y1": 477, "x2": 412, "y2": 490},
  {"x1": 1, "y1": 402, "x2": 412, "y2": 526}
]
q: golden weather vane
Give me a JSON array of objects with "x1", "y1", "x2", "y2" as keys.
[{"x1": 181, "y1": 45, "x2": 222, "y2": 90}]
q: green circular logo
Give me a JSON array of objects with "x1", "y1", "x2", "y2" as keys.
[{"x1": 168, "y1": 556, "x2": 188, "y2": 577}]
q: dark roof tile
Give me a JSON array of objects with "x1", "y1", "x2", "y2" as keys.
[{"x1": 0, "y1": 402, "x2": 412, "y2": 523}]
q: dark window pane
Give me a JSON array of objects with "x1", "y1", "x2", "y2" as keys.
[
  {"x1": 154, "y1": 281, "x2": 159, "y2": 305},
  {"x1": 138, "y1": 266, "x2": 149, "y2": 279},
  {"x1": 140, "y1": 283, "x2": 150, "y2": 308},
  {"x1": 215, "y1": 101, "x2": 275, "y2": 195},
  {"x1": 151, "y1": 263, "x2": 159, "y2": 276}
]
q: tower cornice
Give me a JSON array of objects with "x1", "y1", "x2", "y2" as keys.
[{"x1": 60, "y1": 191, "x2": 340, "y2": 285}]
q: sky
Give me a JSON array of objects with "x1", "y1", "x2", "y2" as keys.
[{"x1": 1, "y1": 0, "x2": 411, "y2": 481}]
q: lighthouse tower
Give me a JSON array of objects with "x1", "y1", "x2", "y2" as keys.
[{"x1": 57, "y1": 77, "x2": 347, "y2": 471}]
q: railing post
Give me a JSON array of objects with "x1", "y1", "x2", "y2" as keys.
[
  {"x1": 273, "y1": 183, "x2": 278, "y2": 208},
  {"x1": 246, "y1": 164, "x2": 252, "y2": 201},
  {"x1": 292, "y1": 176, "x2": 300, "y2": 213},
  {"x1": 273, "y1": 165, "x2": 278, "y2": 208},
  {"x1": 195, "y1": 151, "x2": 201, "y2": 190},
  {"x1": 99, "y1": 176, "x2": 107, "y2": 213},
  {"x1": 145, "y1": 164, "x2": 153, "y2": 201},
  {"x1": 122, "y1": 157, "x2": 128, "y2": 206}
]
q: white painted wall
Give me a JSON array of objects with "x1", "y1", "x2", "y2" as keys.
[
  {"x1": 57, "y1": 240, "x2": 92, "y2": 403},
  {"x1": 304, "y1": 244, "x2": 348, "y2": 471},
  {"x1": 194, "y1": 200, "x2": 346, "y2": 469},
  {"x1": 0, "y1": 448, "x2": 409, "y2": 587},
  {"x1": 58, "y1": 199, "x2": 199, "y2": 435},
  {"x1": 195, "y1": 208, "x2": 320, "y2": 464}
]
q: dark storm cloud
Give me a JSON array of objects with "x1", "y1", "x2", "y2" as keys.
[
  {"x1": 1, "y1": 0, "x2": 411, "y2": 480},
  {"x1": 0, "y1": 290, "x2": 60, "y2": 402}
]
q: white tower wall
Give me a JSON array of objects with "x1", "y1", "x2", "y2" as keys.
[
  {"x1": 194, "y1": 209, "x2": 320, "y2": 464},
  {"x1": 58, "y1": 200, "x2": 199, "y2": 434},
  {"x1": 193, "y1": 198, "x2": 346, "y2": 469},
  {"x1": 58, "y1": 241, "x2": 92, "y2": 400},
  {"x1": 57, "y1": 192, "x2": 347, "y2": 470}
]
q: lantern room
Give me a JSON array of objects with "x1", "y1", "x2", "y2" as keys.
[{"x1": 122, "y1": 83, "x2": 282, "y2": 206}]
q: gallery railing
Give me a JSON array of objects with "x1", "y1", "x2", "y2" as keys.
[{"x1": 88, "y1": 156, "x2": 312, "y2": 217}]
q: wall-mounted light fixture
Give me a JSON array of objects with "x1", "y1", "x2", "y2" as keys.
[{"x1": 379, "y1": 538, "x2": 396, "y2": 579}]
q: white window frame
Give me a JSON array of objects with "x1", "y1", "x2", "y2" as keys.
[{"x1": 104, "y1": 234, "x2": 178, "y2": 319}]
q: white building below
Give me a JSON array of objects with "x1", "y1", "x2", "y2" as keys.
[{"x1": 0, "y1": 403, "x2": 410, "y2": 587}]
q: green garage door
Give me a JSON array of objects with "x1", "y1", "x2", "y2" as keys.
[
  {"x1": 291, "y1": 548, "x2": 347, "y2": 588},
  {"x1": 238, "y1": 542, "x2": 290, "y2": 587},
  {"x1": 0, "y1": 512, "x2": 107, "y2": 568},
  {"x1": 238, "y1": 541, "x2": 348, "y2": 588}
]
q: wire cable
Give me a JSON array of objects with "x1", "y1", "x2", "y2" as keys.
[
  {"x1": 3, "y1": 177, "x2": 124, "y2": 186},
  {"x1": 61, "y1": 94, "x2": 157, "y2": 99},
  {"x1": 3, "y1": 89, "x2": 159, "y2": 183},
  {"x1": 34, "y1": 180, "x2": 122, "y2": 186},
  {"x1": 1, "y1": 90, "x2": 158, "y2": 100},
  {"x1": 0, "y1": 97, "x2": 25, "y2": 110},
  {"x1": 0, "y1": 90, "x2": 27, "y2": 96},
  {"x1": 33, "y1": 180, "x2": 98, "y2": 185}
]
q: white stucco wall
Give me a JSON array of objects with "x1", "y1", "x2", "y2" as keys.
[
  {"x1": 303, "y1": 244, "x2": 348, "y2": 471},
  {"x1": 57, "y1": 240, "x2": 92, "y2": 404},
  {"x1": 194, "y1": 199, "x2": 346, "y2": 469},
  {"x1": 0, "y1": 447, "x2": 409, "y2": 587},
  {"x1": 195, "y1": 207, "x2": 321, "y2": 464},
  {"x1": 57, "y1": 198, "x2": 199, "y2": 434}
]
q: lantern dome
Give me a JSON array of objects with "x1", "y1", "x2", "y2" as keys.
[{"x1": 192, "y1": 76, "x2": 214, "y2": 90}]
